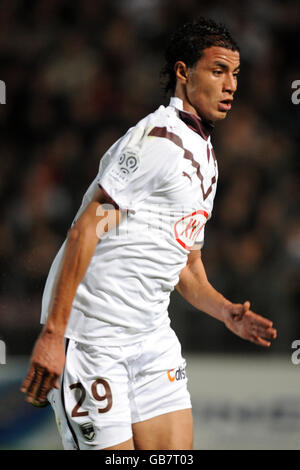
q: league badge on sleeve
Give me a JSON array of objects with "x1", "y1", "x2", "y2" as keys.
[{"x1": 110, "y1": 149, "x2": 140, "y2": 186}]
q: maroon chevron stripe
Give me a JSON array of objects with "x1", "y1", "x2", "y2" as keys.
[{"x1": 148, "y1": 126, "x2": 216, "y2": 201}]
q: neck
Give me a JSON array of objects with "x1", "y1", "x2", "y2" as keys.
[
  {"x1": 178, "y1": 108, "x2": 214, "y2": 140},
  {"x1": 174, "y1": 85, "x2": 196, "y2": 112},
  {"x1": 174, "y1": 88, "x2": 213, "y2": 126}
]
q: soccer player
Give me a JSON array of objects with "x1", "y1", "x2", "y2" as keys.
[{"x1": 21, "y1": 18, "x2": 277, "y2": 450}]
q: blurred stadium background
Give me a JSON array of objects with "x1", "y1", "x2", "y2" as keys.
[{"x1": 0, "y1": 0, "x2": 299, "y2": 450}]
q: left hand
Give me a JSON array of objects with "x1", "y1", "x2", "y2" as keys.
[{"x1": 222, "y1": 301, "x2": 277, "y2": 347}]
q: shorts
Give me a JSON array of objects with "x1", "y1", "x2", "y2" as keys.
[{"x1": 47, "y1": 326, "x2": 192, "y2": 450}]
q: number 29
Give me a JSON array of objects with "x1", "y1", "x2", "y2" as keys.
[{"x1": 69, "y1": 378, "x2": 113, "y2": 417}]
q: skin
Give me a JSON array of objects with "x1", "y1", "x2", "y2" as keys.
[
  {"x1": 176, "y1": 249, "x2": 277, "y2": 348},
  {"x1": 174, "y1": 46, "x2": 240, "y2": 123},
  {"x1": 21, "y1": 46, "x2": 277, "y2": 450},
  {"x1": 21, "y1": 189, "x2": 120, "y2": 405}
]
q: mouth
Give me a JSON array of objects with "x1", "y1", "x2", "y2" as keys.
[{"x1": 218, "y1": 98, "x2": 233, "y2": 112}]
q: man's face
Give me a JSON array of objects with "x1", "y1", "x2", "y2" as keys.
[{"x1": 181, "y1": 46, "x2": 240, "y2": 123}]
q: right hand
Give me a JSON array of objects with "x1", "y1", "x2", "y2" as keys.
[{"x1": 21, "y1": 329, "x2": 66, "y2": 406}]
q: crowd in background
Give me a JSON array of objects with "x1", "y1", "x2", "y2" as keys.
[{"x1": 0, "y1": 0, "x2": 299, "y2": 354}]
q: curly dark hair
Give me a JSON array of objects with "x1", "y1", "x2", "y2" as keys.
[{"x1": 161, "y1": 17, "x2": 240, "y2": 95}]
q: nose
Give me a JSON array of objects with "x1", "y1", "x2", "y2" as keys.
[{"x1": 223, "y1": 73, "x2": 237, "y2": 94}]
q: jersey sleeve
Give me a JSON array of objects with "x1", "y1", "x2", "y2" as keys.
[
  {"x1": 189, "y1": 210, "x2": 213, "y2": 250},
  {"x1": 190, "y1": 227, "x2": 205, "y2": 250},
  {"x1": 97, "y1": 125, "x2": 180, "y2": 211}
]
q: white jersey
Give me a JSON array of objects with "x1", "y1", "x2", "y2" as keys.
[{"x1": 41, "y1": 97, "x2": 218, "y2": 345}]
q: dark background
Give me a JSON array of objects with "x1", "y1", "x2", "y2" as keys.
[{"x1": 0, "y1": 0, "x2": 299, "y2": 356}]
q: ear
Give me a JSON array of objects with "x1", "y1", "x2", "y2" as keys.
[{"x1": 174, "y1": 61, "x2": 189, "y2": 84}]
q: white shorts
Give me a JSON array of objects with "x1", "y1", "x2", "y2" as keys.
[{"x1": 47, "y1": 326, "x2": 192, "y2": 450}]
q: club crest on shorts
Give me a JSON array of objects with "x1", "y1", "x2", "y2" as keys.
[{"x1": 79, "y1": 422, "x2": 96, "y2": 441}]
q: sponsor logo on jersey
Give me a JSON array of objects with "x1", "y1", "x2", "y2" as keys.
[
  {"x1": 167, "y1": 366, "x2": 186, "y2": 382},
  {"x1": 173, "y1": 209, "x2": 208, "y2": 250},
  {"x1": 79, "y1": 422, "x2": 96, "y2": 441}
]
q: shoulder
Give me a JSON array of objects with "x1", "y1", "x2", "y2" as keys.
[
  {"x1": 139, "y1": 104, "x2": 186, "y2": 157},
  {"x1": 127, "y1": 105, "x2": 185, "y2": 179},
  {"x1": 135, "y1": 103, "x2": 179, "y2": 139},
  {"x1": 99, "y1": 104, "x2": 184, "y2": 174}
]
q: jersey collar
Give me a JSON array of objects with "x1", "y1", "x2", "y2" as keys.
[{"x1": 169, "y1": 96, "x2": 214, "y2": 141}]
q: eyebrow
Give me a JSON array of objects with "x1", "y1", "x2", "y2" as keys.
[{"x1": 213, "y1": 62, "x2": 240, "y2": 72}]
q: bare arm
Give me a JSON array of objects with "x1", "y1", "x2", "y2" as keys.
[
  {"x1": 45, "y1": 189, "x2": 120, "y2": 336},
  {"x1": 176, "y1": 249, "x2": 277, "y2": 347},
  {"x1": 21, "y1": 188, "x2": 120, "y2": 404}
]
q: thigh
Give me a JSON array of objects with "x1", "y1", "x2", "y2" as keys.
[
  {"x1": 132, "y1": 408, "x2": 193, "y2": 450},
  {"x1": 129, "y1": 327, "x2": 193, "y2": 449},
  {"x1": 104, "y1": 438, "x2": 135, "y2": 450},
  {"x1": 48, "y1": 339, "x2": 134, "y2": 450}
]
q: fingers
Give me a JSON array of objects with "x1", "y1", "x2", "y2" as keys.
[
  {"x1": 21, "y1": 364, "x2": 59, "y2": 405},
  {"x1": 250, "y1": 330, "x2": 277, "y2": 347},
  {"x1": 254, "y1": 316, "x2": 273, "y2": 329},
  {"x1": 249, "y1": 325, "x2": 277, "y2": 347},
  {"x1": 258, "y1": 326, "x2": 277, "y2": 340},
  {"x1": 20, "y1": 366, "x2": 35, "y2": 394},
  {"x1": 250, "y1": 335, "x2": 272, "y2": 347},
  {"x1": 251, "y1": 321, "x2": 276, "y2": 337},
  {"x1": 257, "y1": 326, "x2": 276, "y2": 341},
  {"x1": 248, "y1": 319, "x2": 277, "y2": 343},
  {"x1": 244, "y1": 307, "x2": 275, "y2": 329}
]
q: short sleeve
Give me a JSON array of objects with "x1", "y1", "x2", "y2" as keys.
[
  {"x1": 97, "y1": 125, "x2": 180, "y2": 211},
  {"x1": 190, "y1": 227, "x2": 205, "y2": 250},
  {"x1": 189, "y1": 208, "x2": 214, "y2": 250}
]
